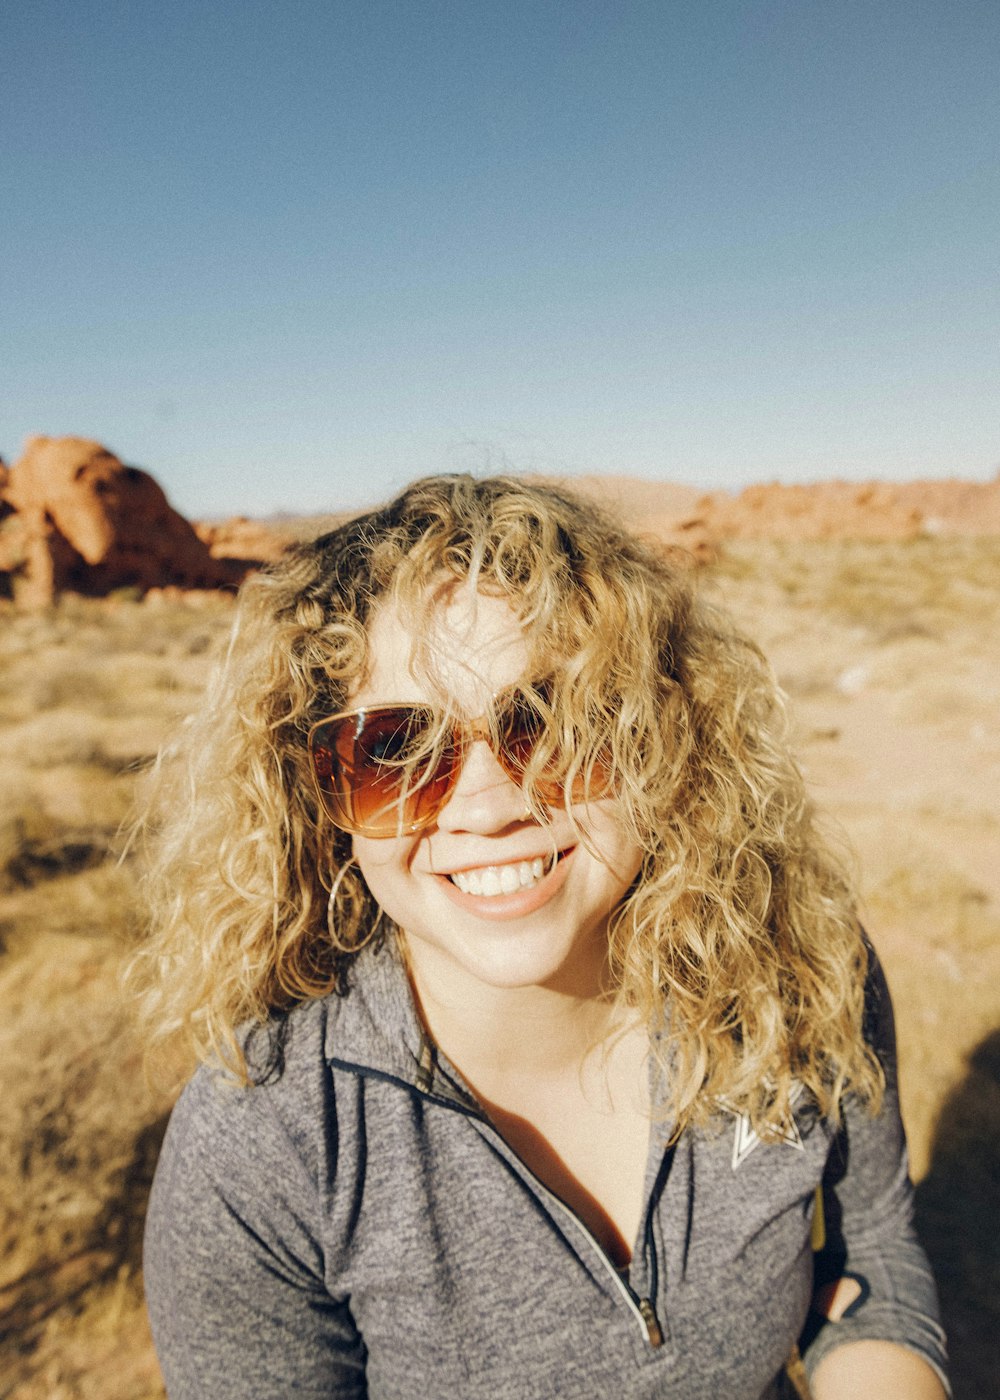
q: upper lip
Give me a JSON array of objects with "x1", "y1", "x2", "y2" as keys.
[{"x1": 432, "y1": 844, "x2": 573, "y2": 877}]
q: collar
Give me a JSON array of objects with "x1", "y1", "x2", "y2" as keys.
[{"x1": 323, "y1": 932, "x2": 481, "y2": 1113}]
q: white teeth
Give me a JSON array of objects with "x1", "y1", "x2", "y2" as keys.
[{"x1": 451, "y1": 857, "x2": 546, "y2": 897}]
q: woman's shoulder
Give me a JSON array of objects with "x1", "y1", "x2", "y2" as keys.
[
  {"x1": 165, "y1": 994, "x2": 343, "y2": 1187},
  {"x1": 170, "y1": 936, "x2": 421, "y2": 1151},
  {"x1": 145, "y1": 997, "x2": 349, "y2": 1355}
]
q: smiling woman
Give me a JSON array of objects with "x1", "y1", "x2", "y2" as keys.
[{"x1": 130, "y1": 475, "x2": 949, "y2": 1399}]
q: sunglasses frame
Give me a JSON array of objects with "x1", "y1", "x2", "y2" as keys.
[{"x1": 307, "y1": 685, "x2": 573, "y2": 838}]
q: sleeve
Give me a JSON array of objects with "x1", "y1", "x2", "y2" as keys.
[
  {"x1": 799, "y1": 949, "x2": 950, "y2": 1394},
  {"x1": 143, "y1": 1064, "x2": 367, "y2": 1399}
]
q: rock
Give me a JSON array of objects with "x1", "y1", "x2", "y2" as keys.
[
  {"x1": 194, "y1": 515, "x2": 292, "y2": 564},
  {"x1": 581, "y1": 475, "x2": 1000, "y2": 547},
  {"x1": 0, "y1": 437, "x2": 258, "y2": 607},
  {"x1": 637, "y1": 511, "x2": 717, "y2": 564},
  {"x1": 4, "y1": 444, "x2": 999, "y2": 606},
  {"x1": 701, "y1": 480, "x2": 927, "y2": 541},
  {"x1": 541, "y1": 475, "x2": 715, "y2": 563},
  {"x1": 890, "y1": 479, "x2": 1000, "y2": 536},
  {"x1": 693, "y1": 478, "x2": 1000, "y2": 542}
]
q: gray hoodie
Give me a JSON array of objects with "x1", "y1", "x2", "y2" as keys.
[{"x1": 144, "y1": 938, "x2": 948, "y2": 1398}]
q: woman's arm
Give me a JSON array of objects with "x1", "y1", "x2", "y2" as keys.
[
  {"x1": 811, "y1": 1339, "x2": 947, "y2": 1399},
  {"x1": 799, "y1": 951, "x2": 950, "y2": 1395}
]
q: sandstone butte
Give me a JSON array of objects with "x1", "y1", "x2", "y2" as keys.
[
  {"x1": 0, "y1": 437, "x2": 283, "y2": 608},
  {"x1": 2, "y1": 436, "x2": 998, "y2": 607}
]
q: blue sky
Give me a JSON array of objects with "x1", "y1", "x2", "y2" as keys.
[{"x1": 3, "y1": 0, "x2": 997, "y2": 518}]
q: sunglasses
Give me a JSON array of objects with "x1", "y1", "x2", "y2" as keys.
[{"x1": 308, "y1": 686, "x2": 604, "y2": 838}]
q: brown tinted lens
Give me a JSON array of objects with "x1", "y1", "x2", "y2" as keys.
[
  {"x1": 495, "y1": 690, "x2": 610, "y2": 805},
  {"x1": 495, "y1": 690, "x2": 579, "y2": 802},
  {"x1": 313, "y1": 706, "x2": 458, "y2": 835},
  {"x1": 495, "y1": 690, "x2": 546, "y2": 786},
  {"x1": 309, "y1": 722, "x2": 350, "y2": 826}
]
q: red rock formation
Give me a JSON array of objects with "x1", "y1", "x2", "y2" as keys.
[
  {"x1": 4, "y1": 443, "x2": 997, "y2": 607},
  {"x1": 890, "y1": 479, "x2": 1000, "y2": 535},
  {"x1": 582, "y1": 474, "x2": 1000, "y2": 548},
  {"x1": 704, "y1": 477, "x2": 1000, "y2": 541},
  {"x1": 700, "y1": 480, "x2": 925, "y2": 541},
  {"x1": 194, "y1": 515, "x2": 293, "y2": 564},
  {"x1": 0, "y1": 436, "x2": 259, "y2": 607},
  {"x1": 539, "y1": 475, "x2": 715, "y2": 562}
]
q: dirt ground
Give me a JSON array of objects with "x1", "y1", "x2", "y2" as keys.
[{"x1": 1, "y1": 536, "x2": 997, "y2": 1399}]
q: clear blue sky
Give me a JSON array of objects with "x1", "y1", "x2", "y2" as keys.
[{"x1": 3, "y1": 0, "x2": 997, "y2": 518}]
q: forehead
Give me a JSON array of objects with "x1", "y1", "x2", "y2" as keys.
[{"x1": 355, "y1": 584, "x2": 531, "y2": 710}]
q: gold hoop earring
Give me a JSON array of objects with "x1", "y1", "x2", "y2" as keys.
[
  {"x1": 326, "y1": 856, "x2": 384, "y2": 953},
  {"x1": 327, "y1": 857, "x2": 357, "y2": 943}
]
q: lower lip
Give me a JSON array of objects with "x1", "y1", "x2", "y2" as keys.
[{"x1": 437, "y1": 848, "x2": 576, "y2": 921}]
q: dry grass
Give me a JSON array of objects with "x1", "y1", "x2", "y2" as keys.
[
  {"x1": 709, "y1": 538, "x2": 1000, "y2": 1399},
  {"x1": 1, "y1": 541, "x2": 998, "y2": 1397},
  {"x1": 0, "y1": 595, "x2": 233, "y2": 1400}
]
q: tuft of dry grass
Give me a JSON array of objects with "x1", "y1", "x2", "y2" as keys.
[{"x1": 710, "y1": 535, "x2": 1000, "y2": 635}]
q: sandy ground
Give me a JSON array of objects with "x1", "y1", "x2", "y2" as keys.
[{"x1": 1, "y1": 536, "x2": 998, "y2": 1398}]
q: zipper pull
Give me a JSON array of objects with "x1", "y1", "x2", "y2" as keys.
[
  {"x1": 638, "y1": 1298, "x2": 663, "y2": 1348},
  {"x1": 811, "y1": 1185, "x2": 826, "y2": 1252}
]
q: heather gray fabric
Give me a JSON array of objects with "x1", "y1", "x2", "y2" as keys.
[{"x1": 144, "y1": 938, "x2": 949, "y2": 1398}]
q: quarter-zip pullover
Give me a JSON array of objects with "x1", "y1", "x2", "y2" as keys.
[{"x1": 144, "y1": 939, "x2": 948, "y2": 1398}]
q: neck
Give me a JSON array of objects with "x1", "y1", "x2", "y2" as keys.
[{"x1": 400, "y1": 934, "x2": 624, "y2": 1079}]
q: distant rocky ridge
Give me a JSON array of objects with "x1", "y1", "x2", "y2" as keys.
[
  {"x1": 568, "y1": 473, "x2": 1000, "y2": 550},
  {"x1": 2, "y1": 436, "x2": 998, "y2": 606}
]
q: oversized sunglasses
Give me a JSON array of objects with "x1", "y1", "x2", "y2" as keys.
[{"x1": 308, "y1": 687, "x2": 603, "y2": 838}]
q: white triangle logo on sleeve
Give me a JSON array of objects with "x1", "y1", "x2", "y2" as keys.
[{"x1": 723, "y1": 1080, "x2": 806, "y2": 1171}]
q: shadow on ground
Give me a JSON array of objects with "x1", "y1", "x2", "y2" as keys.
[
  {"x1": 915, "y1": 1028, "x2": 1000, "y2": 1400},
  {"x1": 0, "y1": 1110, "x2": 169, "y2": 1385}
]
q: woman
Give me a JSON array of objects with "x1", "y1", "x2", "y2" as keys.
[{"x1": 137, "y1": 475, "x2": 949, "y2": 1398}]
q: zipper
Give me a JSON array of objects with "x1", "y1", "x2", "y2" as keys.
[
  {"x1": 638, "y1": 1135, "x2": 676, "y2": 1345},
  {"x1": 537, "y1": 1175, "x2": 664, "y2": 1348},
  {"x1": 332, "y1": 1050, "x2": 666, "y2": 1349}
]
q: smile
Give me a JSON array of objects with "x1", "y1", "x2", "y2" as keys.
[
  {"x1": 435, "y1": 847, "x2": 576, "y2": 922},
  {"x1": 450, "y1": 857, "x2": 548, "y2": 897}
]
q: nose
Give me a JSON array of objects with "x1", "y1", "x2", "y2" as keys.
[{"x1": 435, "y1": 738, "x2": 528, "y2": 834}]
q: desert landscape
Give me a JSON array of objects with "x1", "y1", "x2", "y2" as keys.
[{"x1": 1, "y1": 440, "x2": 998, "y2": 1398}]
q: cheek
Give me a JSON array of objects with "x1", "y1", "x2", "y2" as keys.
[
  {"x1": 576, "y1": 804, "x2": 644, "y2": 888},
  {"x1": 606, "y1": 843, "x2": 644, "y2": 904},
  {"x1": 352, "y1": 836, "x2": 422, "y2": 916}
]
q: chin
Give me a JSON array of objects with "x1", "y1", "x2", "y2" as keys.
[{"x1": 405, "y1": 914, "x2": 610, "y2": 997}]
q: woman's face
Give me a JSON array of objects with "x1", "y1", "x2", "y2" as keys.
[{"x1": 349, "y1": 585, "x2": 644, "y2": 1000}]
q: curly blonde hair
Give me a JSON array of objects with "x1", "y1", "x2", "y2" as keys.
[{"x1": 129, "y1": 474, "x2": 882, "y2": 1135}]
